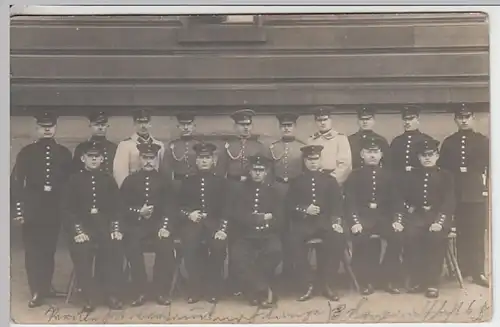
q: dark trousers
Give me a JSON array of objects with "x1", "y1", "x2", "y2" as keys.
[
  {"x1": 22, "y1": 222, "x2": 61, "y2": 296},
  {"x1": 380, "y1": 231, "x2": 404, "y2": 287},
  {"x1": 68, "y1": 227, "x2": 124, "y2": 301},
  {"x1": 231, "y1": 235, "x2": 282, "y2": 298},
  {"x1": 124, "y1": 225, "x2": 176, "y2": 297},
  {"x1": 350, "y1": 231, "x2": 382, "y2": 288},
  {"x1": 455, "y1": 202, "x2": 487, "y2": 277},
  {"x1": 289, "y1": 225, "x2": 344, "y2": 291},
  {"x1": 404, "y1": 226, "x2": 447, "y2": 289},
  {"x1": 181, "y1": 223, "x2": 227, "y2": 298}
]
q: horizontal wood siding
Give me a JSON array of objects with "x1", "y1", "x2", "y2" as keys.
[{"x1": 10, "y1": 13, "x2": 489, "y2": 115}]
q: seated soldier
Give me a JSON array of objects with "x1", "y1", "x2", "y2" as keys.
[
  {"x1": 228, "y1": 155, "x2": 283, "y2": 308},
  {"x1": 178, "y1": 142, "x2": 229, "y2": 304},
  {"x1": 120, "y1": 143, "x2": 177, "y2": 307},
  {"x1": 398, "y1": 139, "x2": 455, "y2": 298},
  {"x1": 285, "y1": 145, "x2": 345, "y2": 302},
  {"x1": 344, "y1": 137, "x2": 402, "y2": 295},
  {"x1": 60, "y1": 141, "x2": 125, "y2": 312}
]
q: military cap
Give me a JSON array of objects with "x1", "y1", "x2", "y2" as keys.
[
  {"x1": 137, "y1": 143, "x2": 161, "y2": 157},
  {"x1": 132, "y1": 109, "x2": 152, "y2": 123},
  {"x1": 34, "y1": 111, "x2": 58, "y2": 127},
  {"x1": 313, "y1": 106, "x2": 334, "y2": 119},
  {"x1": 401, "y1": 105, "x2": 421, "y2": 120},
  {"x1": 88, "y1": 111, "x2": 109, "y2": 124},
  {"x1": 176, "y1": 112, "x2": 196, "y2": 124},
  {"x1": 454, "y1": 103, "x2": 474, "y2": 117},
  {"x1": 193, "y1": 142, "x2": 217, "y2": 156},
  {"x1": 357, "y1": 107, "x2": 376, "y2": 119},
  {"x1": 248, "y1": 155, "x2": 272, "y2": 169},
  {"x1": 361, "y1": 137, "x2": 384, "y2": 150},
  {"x1": 300, "y1": 145, "x2": 324, "y2": 159},
  {"x1": 276, "y1": 113, "x2": 299, "y2": 124},
  {"x1": 230, "y1": 109, "x2": 256, "y2": 124},
  {"x1": 415, "y1": 139, "x2": 440, "y2": 155},
  {"x1": 81, "y1": 140, "x2": 103, "y2": 156}
]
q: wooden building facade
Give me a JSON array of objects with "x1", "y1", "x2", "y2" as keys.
[{"x1": 10, "y1": 12, "x2": 489, "y2": 116}]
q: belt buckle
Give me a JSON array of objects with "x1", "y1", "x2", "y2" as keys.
[
  {"x1": 369, "y1": 202, "x2": 377, "y2": 209},
  {"x1": 460, "y1": 167, "x2": 468, "y2": 173},
  {"x1": 90, "y1": 208, "x2": 99, "y2": 214},
  {"x1": 44, "y1": 185, "x2": 52, "y2": 192},
  {"x1": 405, "y1": 166, "x2": 412, "y2": 172}
]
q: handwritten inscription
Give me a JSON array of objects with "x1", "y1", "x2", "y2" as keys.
[{"x1": 44, "y1": 298, "x2": 491, "y2": 324}]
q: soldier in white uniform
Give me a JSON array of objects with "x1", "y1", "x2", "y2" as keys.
[
  {"x1": 113, "y1": 109, "x2": 165, "y2": 187},
  {"x1": 307, "y1": 106, "x2": 352, "y2": 186}
]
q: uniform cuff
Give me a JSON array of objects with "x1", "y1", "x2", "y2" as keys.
[
  {"x1": 74, "y1": 224, "x2": 84, "y2": 236},
  {"x1": 219, "y1": 219, "x2": 228, "y2": 233},
  {"x1": 436, "y1": 213, "x2": 447, "y2": 225},
  {"x1": 180, "y1": 209, "x2": 191, "y2": 217},
  {"x1": 111, "y1": 221, "x2": 120, "y2": 233},
  {"x1": 161, "y1": 217, "x2": 169, "y2": 229},
  {"x1": 332, "y1": 217, "x2": 342, "y2": 225},
  {"x1": 296, "y1": 206, "x2": 307, "y2": 214},
  {"x1": 352, "y1": 214, "x2": 360, "y2": 225},
  {"x1": 394, "y1": 213, "x2": 403, "y2": 224},
  {"x1": 15, "y1": 202, "x2": 23, "y2": 217}
]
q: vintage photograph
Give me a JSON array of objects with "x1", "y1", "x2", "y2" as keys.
[{"x1": 9, "y1": 7, "x2": 491, "y2": 324}]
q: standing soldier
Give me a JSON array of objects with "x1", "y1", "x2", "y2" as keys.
[
  {"x1": 398, "y1": 139, "x2": 455, "y2": 298},
  {"x1": 160, "y1": 113, "x2": 200, "y2": 188},
  {"x1": 113, "y1": 109, "x2": 165, "y2": 188},
  {"x1": 72, "y1": 111, "x2": 117, "y2": 174},
  {"x1": 218, "y1": 109, "x2": 266, "y2": 183},
  {"x1": 269, "y1": 113, "x2": 305, "y2": 278},
  {"x1": 10, "y1": 111, "x2": 72, "y2": 308},
  {"x1": 285, "y1": 145, "x2": 345, "y2": 302},
  {"x1": 228, "y1": 155, "x2": 283, "y2": 308},
  {"x1": 348, "y1": 107, "x2": 391, "y2": 170},
  {"x1": 390, "y1": 106, "x2": 433, "y2": 174},
  {"x1": 121, "y1": 143, "x2": 177, "y2": 307},
  {"x1": 178, "y1": 142, "x2": 229, "y2": 304},
  {"x1": 307, "y1": 106, "x2": 352, "y2": 186},
  {"x1": 60, "y1": 141, "x2": 125, "y2": 312},
  {"x1": 344, "y1": 137, "x2": 402, "y2": 295},
  {"x1": 438, "y1": 104, "x2": 489, "y2": 287}
]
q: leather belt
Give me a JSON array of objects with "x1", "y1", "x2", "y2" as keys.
[
  {"x1": 227, "y1": 174, "x2": 245, "y2": 181},
  {"x1": 173, "y1": 173, "x2": 190, "y2": 180},
  {"x1": 276, "y1": 176, "x2": 289, "y2": 183}
]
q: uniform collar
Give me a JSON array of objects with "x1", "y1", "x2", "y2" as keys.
[
  {"x1": 458, "y1": 129, "x2": 475, "y2": 136},
  {"x1": 403, "y1": 129, "x2": 420, "y2": 136},
  {"x1": 90, "y1": 135, "x2": 106, "y2": 142},
  {"x1": 313, "y1": 129, "x2": 338, "y2": 140},
  {"x1": 282, "y1": 136, "x2": 296, "y2": 142},
  {"x1": 36, "y1": 137, "x2": 56, "y2": 145},
  {"x1": 131, "y1": 132, "x2": 157, "y2": 144},
  {"x1": 180, "y1": 135, "x2": 194, "y2": 141}
]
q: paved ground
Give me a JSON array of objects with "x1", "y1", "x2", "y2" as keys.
[{"x1": 9, "y1": 113, "x2": 492, "y2": 323}]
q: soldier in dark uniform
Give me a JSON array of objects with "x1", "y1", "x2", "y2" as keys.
[
  {"x1": 11, "y1": 111, "x2": 73, "y2": 308},
  {"x1": 60, "y1": 141, "x2": 125, "y2": 312},
  {"x1": 228, "y1": 155, "x2": 283, "y2": 308},
  {"x1": 438, "y1": 104, "x2": 489, "y2": 287},
  {"x1": 218, "y1": 109, "x2": 266, "y2": 183},
  {"x1": 398, "y1": 139, "x2": 455, "y2": 298},
  {"x1": 121, "y1": 143, "x2": 177, "y2": 307},
  {"x1": 344, "y1": 137, "x2": 402, "y2": 295},
  {"x1": 177, "y1": 142, "x2": 229, "y2": 304},
  {"x1": 160, "y1": 113, "x2": 200, "y2": 189},
  {"x1": 285, "y1": 145, "x2": 345, "y2": 302},
  {"x1": 390, "y1": 106, "x2": 434, "y2": 174},
  {"x1": 348, "y1": 107, "x2": 391, "y2": 170},
  {"x1": 72, "y1": 111, "x2": 117, "y2": 174},
  {"x1": 269, "y1": 113, "x2": 306, "y2": 279}
]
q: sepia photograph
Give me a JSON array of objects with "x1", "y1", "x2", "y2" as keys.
[{"x1": 9, "y1": 6, "x2": 492, "y2": 324}]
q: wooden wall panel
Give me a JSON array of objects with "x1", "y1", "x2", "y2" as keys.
[{"x1": 10, "y1": 13, "x2": 490, "y2": 115}]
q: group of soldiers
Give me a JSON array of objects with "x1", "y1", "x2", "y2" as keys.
[{"x1": 10, "y1": 104, "x2": 489, "y2": 313}]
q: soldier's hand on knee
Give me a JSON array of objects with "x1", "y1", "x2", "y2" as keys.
[
  {"x1": 158, "y1": 228, "x2": 170, "y2": 239},
  {"x1": 306, "y1": 204, "x2": 320, "y2": 216},
  {"x1": 111, "y1": 231, "x2": 123, "y2": 240},
  {"x1": 351, "y1": 223, "x2": 363, "y2": 234},
  {"x1": 392, "y1": 222, "x2": 404, "y2": 232},
  {"x1": 429, "y1": 223, "x2": 442, "y2": 232},
  {"x1": 189, "y1": 210, "x2": 202, "y2": 222},
  {"x1": 13, "y1": 216, "x2": 24, "y2": 225},
  {"x1": 74, "y1": 233, "x2": 89, "y2": 243},
  {"x1": 332, "y1": 223, "x2": 343, "y2": 234},
  {"x1": 139, "y1": 204, "x2": 151, "y2": 217},
  {"x1": 214, "y1": 230, "x2": 227, "y2": 240},
  {"x1": 264, "y1": 213, "x2": 273, "y2": 221}
]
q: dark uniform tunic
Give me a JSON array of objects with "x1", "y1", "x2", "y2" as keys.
[
  {"x1": 438, "y1": 129, "x2": 489, "y2": 277},
  {"x1": 10, "y1": 138, "x2": 72, "y2": 296},
  {"x1": 120, "y1": 169, "x2": 177, "y2": 297},
  {"x1": 227, "y1": 180, "x2": 283, "y2": 298},
  {"x1": 390, "y1": 130, "x2": 433, "y2": 173},
  {"x1": 344, "y1": 166, "x2": 401, "y2": 288},
  {"x1": 285, "y1": 171, "x2": 344, "y2": 291},
  {"x1": 160, "y1": 136, "x2": 200, "y2": 182},
  {"x1": 218, "y1": 136, "x2": 266, "y2": 182},
  {"x1": 397, "y1": 167, "x2": 455, "y2": 289},
  {"x1": 177, "y1": 172, "x2": 228, "y2": 299},
  {"x1": 72, "y1": 137, "x2": 117, "y2": 174},
  {"x1": 348, "y1": 130, "x2": 391, "y2": 170},
  {"x1": 60, "y1": 169, "x2": 124, "y2": 301}
]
